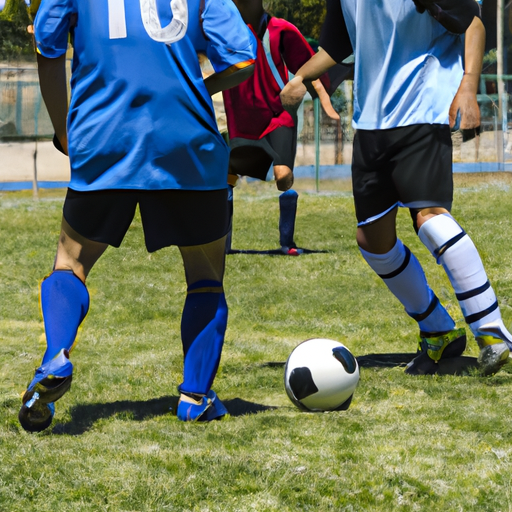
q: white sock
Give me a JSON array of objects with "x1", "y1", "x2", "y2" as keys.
[
  {"x1": 359, "y1": 239, "x2": 455, "y2": 333},
  {"x1": 418, "y1": 213, "x2": 502, "y2": 334}
]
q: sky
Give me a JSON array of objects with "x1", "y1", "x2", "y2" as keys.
[{"x1": 0, "y1": 0, "x2": 4, "y2": 10}]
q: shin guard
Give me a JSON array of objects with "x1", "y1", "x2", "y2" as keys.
[
  {"x1": 180, "y1": 280, "x2": 228, "y2": 396},
  {"x1": 418, "y1": 214, "x2": 502, "y2": 333},
  {"x1": 279, "y1": 189, "x2": 298, "y2": 248},
  {"x1": 360, "y1": 240, "x2": 455, "y2": 334},
  {"x1": 40, "y1": 270, "x2": 90, "y2": 364}
]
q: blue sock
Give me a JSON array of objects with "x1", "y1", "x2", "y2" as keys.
[
  {"x1": 180, "y1": 280, "x2": 228, "y2": 396},
  {"x1": 279, "y1": 189, "x2": 298, "y2": 248},
  {"x1": 40, "y1": 270, "x2": 90, "y2": 364}
]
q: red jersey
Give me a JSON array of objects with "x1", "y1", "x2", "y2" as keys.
[{"x1": 223, "y1": 15, "x2": 316, "y2": 140}]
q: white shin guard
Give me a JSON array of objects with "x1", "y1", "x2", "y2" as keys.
[
  {"x1": 418, "y1": 213, "x2": 501, "y2": 333},
  {"x1": 359, "y1": 239, "x2": 454, "y2": 334}
]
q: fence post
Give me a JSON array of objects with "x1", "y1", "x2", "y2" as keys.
[{"x1": 314, "y1": 97, "x2": 320, "y2": 192}]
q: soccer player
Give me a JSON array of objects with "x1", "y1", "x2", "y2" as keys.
[
  {"x1": 280, "y1": 0, "x2": 512, "y2": 375},
  {"x1": 18, "y1": 0, "x2": 257, "y2": 432},
  {"x1": 222, "y1": 0, "x2": 339, "y2": 255}
]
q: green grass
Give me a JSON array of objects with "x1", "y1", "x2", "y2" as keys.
[{"x1": 2, "y1": 174, "x2": 512, "y2": 511}]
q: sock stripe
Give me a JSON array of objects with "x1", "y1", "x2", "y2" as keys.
[
  {"x1": 408, "y1": 294, "x2": 439, "y2": 322},
  {"x1": 465, "y1": 300, "x2": 499, "y2": 325},
  {"x1": 378, "y1": 246, "x2": 411, "y2": 280},
  {"x1": 187, "y1": 287, "x2": 223, "y2": 295},
  {"x1": 434, "y1": 231, "x2": 466, "y2": 261},
  {"x1": 456, "y1": 280, "x2": 491, "y2": 301}
]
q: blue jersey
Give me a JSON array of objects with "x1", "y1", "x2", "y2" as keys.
[
  {"x1": 35, "y1": 0, "x2": 256, "y2": 191},
  {"x1": 341, "y1": 0, "x2": 464, "y2": 130}
]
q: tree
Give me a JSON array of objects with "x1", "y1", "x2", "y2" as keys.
[
  {"x1": 0, "y1": 0, "x2": 33, "y2": 61},
  {"x1": 264, "y1": 0, "x2": 326, "y2": 40}
]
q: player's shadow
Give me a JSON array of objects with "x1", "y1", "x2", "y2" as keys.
[
  {"x1": 228, "y1": 248, "x2": 329, "y2": 256},
  {"x1": 51, "y1": 396, "x2": 275, "y2": 435},
  {"x1": 356, "y1": 352, "x2": 480, "y2": 375},
  {"x1": 261, "y1": 354, "x2": 481, "y2": 375}
]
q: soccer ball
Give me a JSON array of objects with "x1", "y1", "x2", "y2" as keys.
[{"x1": 284, "y1": 338, "x2": 359, "y2": 412}]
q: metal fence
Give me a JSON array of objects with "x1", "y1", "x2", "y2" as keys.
[
  {"x1": 0, "y1": 66, "x2": 54, "y2": 139},
  {"x1": 2, "y1": 66, "x2": 512, "y2": 169}
]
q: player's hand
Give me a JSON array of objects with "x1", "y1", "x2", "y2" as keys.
[
  {"x1": 449, "y1": 84, "x2": 480, "y2": 141},
  {"x1": 280, "y1": 76, "x2": 307, "y2": 116},
  {"x1": 274, "y1": 166, "x2": 294, "y2": 192},
  {"x1": 312, "y1": 79, "x2": 340, "y2": 121}
]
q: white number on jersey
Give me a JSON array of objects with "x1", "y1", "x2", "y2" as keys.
[{"x1": 108, "y1": 0, "x2": 188, "y2": 44}]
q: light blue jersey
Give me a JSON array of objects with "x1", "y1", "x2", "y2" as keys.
[
  {"x1": 35, "y1": 0, "x2": 256, "y2": 191},
  {"x1": 341, "y1": 0, "x2": 464, "y2": 130}
]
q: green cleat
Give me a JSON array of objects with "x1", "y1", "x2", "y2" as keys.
[{"x1": 405, "y1": 327, "x2": 467, "y2": 375}]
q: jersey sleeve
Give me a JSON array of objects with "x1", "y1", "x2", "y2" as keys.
[
  {"x1": 319, "y1": 0, "x2": 353, "y2": 64},
  {"x1": 412, "y1": 0, "x2": 481, "y2": 33},
  {"x1": 34, "y1": 0, "x2": 75, "y2": 58},
  {"x1": 279, "y1": 23, "x2": 315, "y2": 75},
  {"x1": 201, "y1": 0, "x2": 257, "y2": 73}
]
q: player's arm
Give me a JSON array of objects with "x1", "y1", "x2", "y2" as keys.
[
  {"x1": 448, "y1": 15, "x2": 485, "y2": 131},
  {"x1": 311, "y1": 78, "x2": 340, "y2": 121},
  {"x1": 280, "y1": 49, "x2": 337, "y2": 115},
  {"x1": 412, "y1": 0, "x2": 480, "y2": 34},
  {"x1": 37, "y1": 53, "x2": 68, "y2": 154},
  {"x1": 280, "y1": 0, "x2": 350, "y2": 114},
  {"x1": 204, "y1": 61, "x2": 255, "y2": 96}
]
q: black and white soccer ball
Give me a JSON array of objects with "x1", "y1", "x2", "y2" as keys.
[{"x1": 284, "y1": 338, "x2": 359, "y2": 412}]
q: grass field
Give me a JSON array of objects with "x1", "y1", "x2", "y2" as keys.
[{"x1": 2, "y1": 174, "x2": 512, "y2": 511}]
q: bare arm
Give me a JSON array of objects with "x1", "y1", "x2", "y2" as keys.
[
  {"x1": 449, "y1": 16, "x2": 485, "y2": 130},
  {"x1": 204, "y1": 63, "x2": 255, "y2": 96},
  {"x1": 280, "y1": 49, "x2": 337, "y2": 114},
  {"x1": 37, "y1": 53, "x2": 69, "y2": 154},
  {"x1": 311, "y1": 79, "x2": 340, "y2": 120}
]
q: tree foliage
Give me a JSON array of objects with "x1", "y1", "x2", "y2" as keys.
[
  {"x1": 0, "y1": 0, "x2": 33, "y2": 61},
  {"x1": 264, "y1": 0, "x2": 326, "y2": 41}
]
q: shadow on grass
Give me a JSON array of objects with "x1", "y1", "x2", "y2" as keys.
[
  {"x1": 227, "y1": 248, "x2": 329, "y2": 255},
  {"x1": 52, "y1": 396, "x2": 275, "y2": 435},
  {"x1": 260, "y1": 354, "x2": 481, "y2": 374},
  {"x1": 357, "y1": 352, "x2": 480, "y2": 375}
]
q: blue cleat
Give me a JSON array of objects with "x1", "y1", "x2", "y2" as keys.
[
  {"x1": 177, "y1": 390, "x2": 228, "y2": 422},
  {"x1": 18, "y1": 349, "x2": 73, "y2": 432}
]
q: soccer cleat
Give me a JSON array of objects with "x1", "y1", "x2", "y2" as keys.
[
  {"x1": 281, "y1": 246, "x2": 303, "y2": 256},
  {"x1": 18, "y1": 349, "x2": 73, "y2": 433},
  {"x1": 405, "y1": 327, "x2": 467, "y2": 375},
  {"x1": 176, "y1": 390, "x2": 227, "y2": 422}
]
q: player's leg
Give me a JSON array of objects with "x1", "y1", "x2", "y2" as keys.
[
  {"x1": 19, "y1": 189, "x2": 134, "y2": 432},
  {"x1": 139, "y1": 189, "x2": 230, "y2": 422},
  {"x1": 357, "y1": 210, "x2": 464, "y2": 374},
  {"x1": 353, "y1": 127, "x2": 463, "y2": 375},
  {"x1": 267, "y1": 127, "x2": 301, "y2": 254},
  {"x1": 225, "y1": 171, "x2": 239, "y2": 254},
  {"x1": 278, "y1": 186, "x2": 302, "y2": 255},
  {"x1": 19, "y1": 218, "x2": 108, "y2": 432},
  {"x1": 417, "y1": 209, "x2": 511, "y2": 375},
  {"x1": 177, "y1": 236, "x2": 229, "y2": 421}
]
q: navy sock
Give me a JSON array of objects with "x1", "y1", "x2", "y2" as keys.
[
  {"x1": 180, "y1": 280, "x2": 228, "y2": 395},
  {"x1": 40, "y1": 270, "x2": 90, "y2": 364},
  {"x1": 279, "y1": 189, "x2": 298, "y2": 248}
]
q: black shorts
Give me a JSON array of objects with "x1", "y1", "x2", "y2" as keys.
[
  {"x1": 229, "y1": 126, "x2": 297, "y2": 180},
  {"x1": 63, "y1": 188, "x2": 229, "y2": 252},
  {"x1": 352, "y1": 124, "x2": 453, "y2": 225}
]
